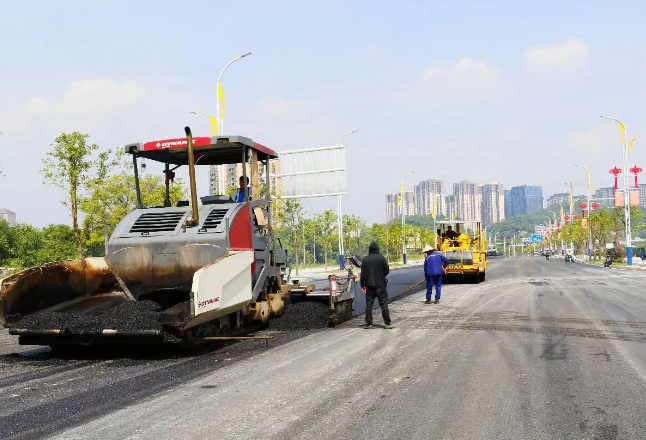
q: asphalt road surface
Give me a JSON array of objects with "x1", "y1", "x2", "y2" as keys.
[{"x1": 3, "y1": 258, "x2": 646, "y2": 439}]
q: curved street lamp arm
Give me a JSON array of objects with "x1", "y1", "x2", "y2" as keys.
[
  {"x1": 337, "y1": 129, "x2": 358, "y2": 146},
  {"x1": 217, "y1": 52, "x2": 253, "y2": 84}
]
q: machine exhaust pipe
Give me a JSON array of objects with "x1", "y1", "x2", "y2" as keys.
[{"x1": 184, "y1": 126, "x2": 200, "y2": 226}]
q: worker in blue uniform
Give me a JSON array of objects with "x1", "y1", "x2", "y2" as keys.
[{"x1": 423, "y1": 245, "x2": 449, "y2": 304}]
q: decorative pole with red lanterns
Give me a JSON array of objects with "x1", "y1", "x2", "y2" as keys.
[
  {"x1": 609, "y1": 166, "x2": 622, "y2": 190},
  {"x1": 601, "y1": 115, "x2": 634, "y2": 265},
  {"x1": 630, "y1": 165, "x2": 642, "y2": 189}
]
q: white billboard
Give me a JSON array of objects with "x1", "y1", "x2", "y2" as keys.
[{"x1": 276, "y1": 145, "x2": 346, "y2": 199}]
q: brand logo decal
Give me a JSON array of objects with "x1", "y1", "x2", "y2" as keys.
[{"x1": 198, "y1": 297, "x2": 220, "y2": 308}]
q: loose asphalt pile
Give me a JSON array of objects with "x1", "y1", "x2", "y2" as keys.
[
  {"x1": 17, "y1": 300, "x2": 164, "y2": 333},
  {"x1": 269, "y1": 302, "x2": 330, "y2": 331}
]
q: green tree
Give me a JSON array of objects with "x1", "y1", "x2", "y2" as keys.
[
  {"x1": 276, "y1": 199, "x2": 305, "y2": 275},
  {"x1": 41, "y1": 132, "x2": 111, "y2": 259},
  {"x1": 302, "y1": 218, "x2": 317, "y2": 265},
  {"x1": 0, "y1": 220, "x2": 14, "y2": 265},
  {"x1": 369, "y1": 223, "x2": 392, "y2": 262},
  {"x1": 588, "y1": 209, "x2": 613, "y2": 256},
  {"x1": 0, "y1": 221, "x2": 79, "y2": 269},
  {"x1": 388, "y1": 223, "x2": 403, "y2": 260},
  {"x1": 38, "y1": 224, "x2": 77, "y2": 263},
  {"x1": 316, "y1": 210, "x2": 337, "y2": 271},
  {"x1": 7, "y1": 224, "x2": 43, "y2": 268},
  {"x1": 342, "y1": 214, "x2": 366, "y2": 256}
]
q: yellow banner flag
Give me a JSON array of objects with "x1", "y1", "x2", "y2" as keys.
[
  {"x1": 218, "y1": 83, "x2": 226, "y2": 120},
  {"x1": 560, "y1": 205, "x2": 564, "y2": 219},
  {"x1": 618, "y1": 120, "x2": 626, "y2": 145},
  {"x1": 209, "y1": 115, "x2": 218, "y2": 136},
  {"x1": 397, "y1": 195, "x2": 402, "y2": 207}
]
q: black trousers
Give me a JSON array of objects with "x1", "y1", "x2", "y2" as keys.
[{"x1": 365, "y1": 287, "x2": 391, "y2": 325}]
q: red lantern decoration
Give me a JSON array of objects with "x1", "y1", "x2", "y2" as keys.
[
  {"x1": 610, "y1": 166, "x2": 623, "y2": 190},
  {"x1": 564, "y1": 215, "x2": 570, "y2": 221},
  {"x1": 592, "y1": 202, "x2": 600, "y2": 210},
  {"x1": 573, "y1": 215, "x2": 579, "y2": 220},
  {"x1": 630, "y1": 165, "x2": 642, "y2": 188},
  {"x1": 580, "y1": 202, "x2": 587, "y2": 218}
]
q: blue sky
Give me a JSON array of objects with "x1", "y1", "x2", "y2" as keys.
[{"x1": 2, "y1": 0, "x2": 646, "y2": 226}]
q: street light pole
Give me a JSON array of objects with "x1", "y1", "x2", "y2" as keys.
[
  {"x1": 575, "y1": 164, "x2": 593, "y2": 260},
  {"x1": 557, "y1": 202, "x2": 565, "y2": 254},
  {"x1": 549, "y1": 212, "x2": 558, "y2": 252},
  {"x1": 601, "y1": 116, "x2": 633, "y2": 265},
  {"x1": 544, "y1": 218, "x2": 552, "y2": 250},
  {"x1": 217, "y1": 52, "x2": 252, "y2": 135},
  {"x1": 336, "y1": 129, "x2": 358, "y2": 269},
  {"x1": 400, "y1": 170, "x2": 416, "y2": 264},
  {"x1": 564, "y1": 182, "x2": 575, "y2": 253}
]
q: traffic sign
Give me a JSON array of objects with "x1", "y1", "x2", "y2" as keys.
[{"x1": 530, "y1": 234, "x2": 543, "y2": 243}]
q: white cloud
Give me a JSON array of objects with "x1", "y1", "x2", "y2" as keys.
[
  {"x1": 404, "y1": 58, "x2": 500, "y2": 108},
  {"x1": 419, "y1": 58, "x2": 497, "y2": 84},
  {"x1": 230, "y1": 96, "x2": 340, "y2": 149},
  {"x1": 1, "y1": 79, "x2": 147, "y2": 134},
  {"x1": 558, "y1": 126, "x2": 610, "y2": 154},
  {"x1": 523, "y1": 40, "x2": 590, "y2": 74},
  {"x1": 30, "y1": 79, "x2": 146, "y2": 115}
]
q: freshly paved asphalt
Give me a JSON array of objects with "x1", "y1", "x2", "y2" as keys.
[{"x1": 3, "y1": 258, "x2": 646, "y2": 439}]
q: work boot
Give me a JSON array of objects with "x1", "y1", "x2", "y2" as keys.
[
  {"x1": 425, "y1": 299, "x2": 432, "y2": 304},
  {"x1": 383, "y1": 324, "x2": 395, "y2": 329},
  {"x1": 434, "y1": 299, "x2": 440, "y2": 304},
  {"x1": 363, "y1": 324, "x2": 374, "y2": 329}
]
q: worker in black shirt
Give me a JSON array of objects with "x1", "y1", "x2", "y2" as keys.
[
  {"x1": 446, "y1": 225, "x2": 458, "y2": 240},
  {"x1": 360, "y1": 242, "x2": 394, "y2": 329}
]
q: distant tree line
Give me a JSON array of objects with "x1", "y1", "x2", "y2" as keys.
[{"x1": 275, "y1": 199, "x2": 438, "y2": 275}]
